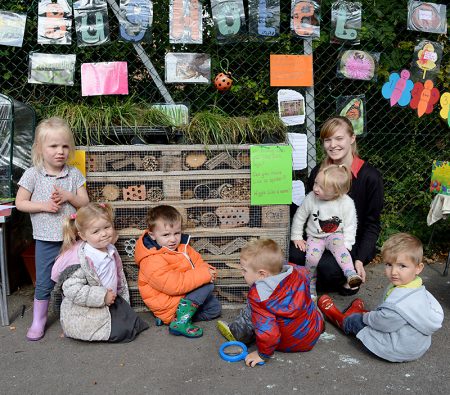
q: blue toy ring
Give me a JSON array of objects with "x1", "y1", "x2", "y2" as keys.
[
  {"x1": 219, "y1": 341, "x2": 265, "y2": 365},
  {"x1": 219, "y1": 341, "x2": 248, "y2": 362}
]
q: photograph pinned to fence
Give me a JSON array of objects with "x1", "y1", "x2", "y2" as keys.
[
  {"x1": 278, "y1": 89, "x2": 305, "y2": 126},
  {"x1": 169, "y1": 0, "x2": 202, "y2": 44},
  {"x1": 290, "y1": 0, "x2": 321, "y2": 39},
  {"x1": 81, "y1": 62, "x2": 129, "y2": 96},
  {"x1": 407, "y1": 1, "x2": 447, "y2": 34},
  {"x1": 248, "y1": 0, "x2": 280, "y2": 39},
  {"x1": 73, "y1": 0, "x2": 110, "y2": 47},
  {"x1": 337, "y1": 50, "x2": 380, "y2": 81},
  {"x1": 119, "y1": 0, "x2": 153, "y2": 43},
  {"x1": 28, "y1": 52, "x2": 76, "y2": 86},
  {"x1": 330, "y1": 0, "x2": 361, "y2": 45},
  {"x1": 210, "y1": 0, "x2": 246, "y2": 44},
  {"x1": 38, "y1": 0, "x2": 73, "y2": 45},
  {"x1": 165, "y1": 53, "x2": 210, "y2": 84},
  {"x1": 336, "y1": 95, "x2": 366, "y2": 136},
  {"x1": 0, "y1": 11, "x2": 27, "y2": 47},
  {"x1": 270, "y1": 55, "x2": 313, "y2": 87},
  {"x1": 411, "y1": 40, "x2": 443, "y2": 83}
]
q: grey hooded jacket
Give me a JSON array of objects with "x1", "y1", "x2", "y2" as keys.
[{"x1": 357, "y1": 285, "x2": 444, "y2": 362}]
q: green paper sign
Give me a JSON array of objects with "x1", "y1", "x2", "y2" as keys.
[{"x1": 250, "y1": 145, "x2": 292, "y2": 205}]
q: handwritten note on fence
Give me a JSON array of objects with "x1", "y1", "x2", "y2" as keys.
[{"x1": 251, "y1": 145, "x2": 292, "y2": 205}]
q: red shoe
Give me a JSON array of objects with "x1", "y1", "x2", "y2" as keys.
[
  {"x1": 343, "y1": 298, "x2": 368, "y2": 316},
  {"x1": 317, "y1": 295, "x2": 345, "y2": 330}
]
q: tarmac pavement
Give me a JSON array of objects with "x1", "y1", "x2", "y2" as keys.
[{"x1": 1, "y1": 261, "x2": 449, "y2": 395}]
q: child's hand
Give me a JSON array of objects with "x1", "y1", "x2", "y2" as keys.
[
  {"x1": 41, "y1": 200, "x2": 60, "y2": 213},
  {"x1": 105, "y1": 289, "x2": 116, "y2": 306},
  {"x1": 293, "y1": 239, "x2": 307, "y2": 252},
  {"x1": 245, "y1": 351, "x2": 264, "y2": 367},
  {"x1": 51, "y1": 185, "x2": 72, "y2": 205},
  {"x1": 209, "y1": 267, "x2": 217, "y2": 283}
]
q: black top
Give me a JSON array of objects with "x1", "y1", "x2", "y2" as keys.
[{"x1": 292, "y1": 161, "x2": 384, "y2": 265}]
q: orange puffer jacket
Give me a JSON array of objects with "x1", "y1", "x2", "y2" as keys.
[{"x1": 134, "y1": 232, "x2": 212, "y2": 324}]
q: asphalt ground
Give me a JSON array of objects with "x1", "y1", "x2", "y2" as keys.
[{"x1": 1, "y1": 260, "x2": 449, "y2": 395}]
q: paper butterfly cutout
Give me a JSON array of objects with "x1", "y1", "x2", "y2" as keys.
[
  {"x1": 439, "y1": 93, "x2": 450, "y2": 127},
  {"x1": 381, "y1": 70, "x2": 414, "y2": 107},
  {"x1": 410, "y1": 80, "x2": 440, "y2": 117}
]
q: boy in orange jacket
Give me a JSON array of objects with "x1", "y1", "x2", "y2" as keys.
[{"x1": 134, "y1": 205, "x2": 221, "y2": 338}]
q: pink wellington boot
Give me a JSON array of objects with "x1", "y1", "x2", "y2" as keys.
[{"x1": 26, "y1": 299, "x2": 49, "y2": 341}]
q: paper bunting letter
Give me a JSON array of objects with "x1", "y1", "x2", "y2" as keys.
[
  {"x1": 439, "y1": 93, "x2": 450, "y2": 127},
  {"x1": 169, "y1": 0, "x2": 202, "y2": 44},
  {"x1": 381, "y1": 70, "x2": 414, "y2": 107},
  {"x1": 119, "y1": 0, "x2": 153, "y2": 42},
  {"x1": 291, "y1": 1, "x2": 320, "y2": 39},
  {"x1": 248, "y1": 0, "x2": 280, "y2": 38},
  {"x1": 410, "y1": 80, "x2": 440, "y2": 118}
]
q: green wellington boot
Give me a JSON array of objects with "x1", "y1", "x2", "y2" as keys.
[{"x1": 169, "y1": 299, "x2": 203, "y2": 338}]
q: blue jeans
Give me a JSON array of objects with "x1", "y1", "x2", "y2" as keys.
[
  {"x1": 343, "y1": 313, "x2": 366, "y2": 335},
  {"x1": 35, "y1": 240, "x2": 62, "y2": 300},
  {"x1": 185, "y1": 283, "x2": 222, "y2": 321}
]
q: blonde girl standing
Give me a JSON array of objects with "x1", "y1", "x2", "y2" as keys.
[
  {"x1": 15, "y1": 117, "x2": 89, "y2": 341},
  {"x1": 51, "y1": 203, "x2": 148, "y2": 342}
]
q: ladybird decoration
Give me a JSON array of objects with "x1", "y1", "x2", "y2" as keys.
[{"x1": 214, "y1": 72, "x2": 233, "y2": 92}]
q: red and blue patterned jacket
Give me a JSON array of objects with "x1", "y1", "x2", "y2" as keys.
[{"x1": 248, "y1": 264, "x2": 323, "y2": 358}]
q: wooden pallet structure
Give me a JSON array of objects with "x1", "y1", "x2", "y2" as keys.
[{"x1": 81, "y1": 144, "x2": 290, "y2": 310}]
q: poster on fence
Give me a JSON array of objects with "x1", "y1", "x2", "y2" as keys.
[
  {"x1": 407, "y1": 1, "x2": 447, "y2": 34},
  {"x1": 38, "y1": 0, "x2": 73, "y2": 45},
  {"x1": 430, "y1": 160, "x2": 450, "y2": 196},
  {"x1": 81, "y1": 62, "x2": 129, "y2": 96},
  {"x1": 0, "y1": 11, "x2": 27, "y2": 47},
  {"x1": 250, "y1": 145, "x2": 292, "y2": 205},
  {"x1": 270, "y1": 55, "x2": 313, "y2": 87},
  {"x1": 336, "y1": 95, "x2": 366, "y2": 136},
  {"x1": 119, "y1": 0, "x2": 153, "y2": 43},
  {"x1": 278, "y1": 90, "x2": 305, "y2": 126},
  {"x1": 169, "y1": 0, "x2": 203, "y2": 44},
  {"x1": 28, "y1": 52, "x2": 76, "y2": 86},
  {"x1": 248, "y1": 0, "x2": 280, "y2": 39},
  {"x1": 165, "y1": 53, "x2": 210, "y2": 84},
  {"x1": 210, "y1": 0, "x2": 246, "y2": 43},
  {"x1": 410, "y1": 40, "x2": 442, "y2": 83},
  {"x1": 337, "y1": 50, "x2": 379, "y2": 82},
  {"x1": 290, "y1": 0, "x2": 321, "y2": 39},
  {"x1": 73, "y1": 0, "x2": 110, "y2": 47}
]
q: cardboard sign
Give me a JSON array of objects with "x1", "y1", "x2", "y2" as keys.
[
  {"x1": 250, "y1": 145, "x2": 292, "y2": 205},
  {"x1": 270, "y1": 54, "x2": 313, "y2": 87}
]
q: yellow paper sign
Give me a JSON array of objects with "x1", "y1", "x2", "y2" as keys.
[{"x1": 68, "y1": 150, "x2": 86, "y2": 178}]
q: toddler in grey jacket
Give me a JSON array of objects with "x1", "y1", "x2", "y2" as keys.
[{"x1": 318, "y1": 232, "x2": 444, "y2": 362}]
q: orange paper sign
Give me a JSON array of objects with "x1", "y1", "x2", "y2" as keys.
[{"x1": 270, "y1": 54, "x2": 313, "y2": 87}]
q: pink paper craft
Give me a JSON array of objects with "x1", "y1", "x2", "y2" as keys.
[{"x1": 81, "y1": 62, "x2": 129, "y2": 96}]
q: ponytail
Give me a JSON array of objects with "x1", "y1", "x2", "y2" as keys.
[{"x1": 60, "y1": 215, "x2": 80, "y2": 254}]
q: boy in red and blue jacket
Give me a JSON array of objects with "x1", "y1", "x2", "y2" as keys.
[{"x1": 221, "y1": 238, "x2": 324, "y2": 367}]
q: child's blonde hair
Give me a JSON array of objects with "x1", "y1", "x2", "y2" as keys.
[
  {"x1": 32, "y1": 117, "x2": 75, "y2": 168},
  {"x1": 61, "y1": 203, "x2": 114, "y2": 254},
  {"x1": 146, "y1": 205, "x2": 182, "y2": 231},
  {"x1": 240, "y1": 239, "x2": 284, "y2": 274},
  {"x1": 320, "y1": 116, "x2": 358, "y2": 165},
  {"x1": 319, "y1": 164, "x2": 352, "y2": 198},
  {"x1": 381, "y1": 232, "x2": 423, "y2": 266}
]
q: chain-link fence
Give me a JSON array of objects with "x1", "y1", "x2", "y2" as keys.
[{"x1": 1, "y1": 0, "x2": 449, "y2": 250}]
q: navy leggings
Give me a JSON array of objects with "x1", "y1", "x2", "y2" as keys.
[
  {"x1": 185, "y1": 283, "x2": 222, "y2": 321},
  {"x1": 35, "y1": 240, "x2": 62, "y2": 300}
]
